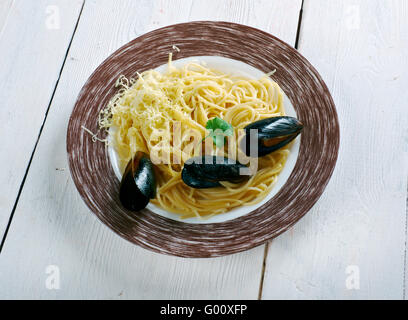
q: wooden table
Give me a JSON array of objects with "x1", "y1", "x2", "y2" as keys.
[{"x1": 0, "y1": 0, "x2": 407, "y2": 300}]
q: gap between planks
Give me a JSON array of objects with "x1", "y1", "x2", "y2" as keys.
[
  {"x1": 404, "y1": 175, "x2": 408, "y2": 299},
  {"x1": 257, "y1": 0, "x2": 305, "y2": 300},
  {"x1": 258, "y1": 242, "x2": 270, "y2": 299},
  {"x1": 0, "y1": 0, "x2": 86, "y2": 254},
  {"x1": 294, "y1": 0, "x2": 304, "y2": 49}
]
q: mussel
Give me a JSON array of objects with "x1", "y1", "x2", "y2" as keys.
[
  {"x1": 119, "y1": 151, "x2": 156, "y2": 211},
  {"x1": 241, "y1": 116, "x2": 303, "y2": 157},
  {"x1": 181, "y1": 155, "x2": 249, "y2": 189}
]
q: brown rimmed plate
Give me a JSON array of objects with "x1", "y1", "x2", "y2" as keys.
[{"x1": 67, "y1": 21, "x2": 339, "y2": 258}]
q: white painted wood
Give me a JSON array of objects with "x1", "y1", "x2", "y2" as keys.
[
  {"x1": 0, "y1": 0, "x2": 84, "y2": 239},
  {"x1": 0, "y1": 0, "x2": 13, "y2": 34},
  {"x1": 0, "y1": 0, "x2": 302, "y2": 299},
  {"x1": 262, "y1": 0, "x2": 408, "y2": 299},
  {"x1": 147, "y1": 0, "x2": 301, "y2": 45}
]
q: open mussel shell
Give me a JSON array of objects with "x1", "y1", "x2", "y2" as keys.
[
  {"x1": 182, "y1": 155, "x2": 249, "y2": 189},
  {"x1": 119, "y1": 151, "x2": 156, "y2": 211},
  {"x1": 241, "y1": 116, "x2": 303, "y2": 157}
]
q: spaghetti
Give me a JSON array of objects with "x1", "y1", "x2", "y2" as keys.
[{"x1": 99, "y1": 57, "x2": 289, "y2": 219}]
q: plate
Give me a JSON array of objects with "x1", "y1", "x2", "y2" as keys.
[{"x1": 67, "y1": 21, "x2": 339, "y2": 257}]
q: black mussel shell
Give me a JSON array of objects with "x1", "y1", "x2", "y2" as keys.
[
  {"x1": 181, "y1": 155, "x2": 249, "y2": 189},
  {"x1": 119, "y1": 151, "x2": 156, "y2": 211},
  {"x1": 241, "y1": 116, "x2": 303, "y2": 157}
]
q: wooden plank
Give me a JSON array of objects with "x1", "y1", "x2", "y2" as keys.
[
  {"x1": 0, "y1": 0, "x2": 302, "y2": 299},
  {"x1": 262, "y1": 0, "x2": 408, "y2": 299},
  {"x1": 0, "y1": 0, "x2": 13, "y2": 34},
  {"x1": 0, "y1": 0, "x2": 84, "y2": 239},
  {"x1": 147, "y1": 0, "x2": 301, "y2": 44}
]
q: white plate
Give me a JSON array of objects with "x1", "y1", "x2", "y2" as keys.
[{"x1": 108, "y1": 56, "x2": 300, "y2": 224}]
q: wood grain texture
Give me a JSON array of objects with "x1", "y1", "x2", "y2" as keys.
[
  {"x1": 0, "y1": 0, "x2": 84, "y2": 239},
  {"x1": 0, "y1": 0, "x2": 302, "y2": 298},
  {"x1": 148, "y1": 0, "x2": 301, "y2": 44},
  {"x1": 262, "y1": 0, "x2": 408, "y2": 299},
  {"x1": 0, "y1": 0, "x2": 13, "y2": 34}
]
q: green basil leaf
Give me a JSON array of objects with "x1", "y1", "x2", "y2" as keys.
[{"x1": 203, "y1": 117, "x2": 234, "y2": 148}]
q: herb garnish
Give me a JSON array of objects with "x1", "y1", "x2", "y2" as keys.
[{"x1": 203, "y1": 117, "x2": 234, "y2": 148}]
